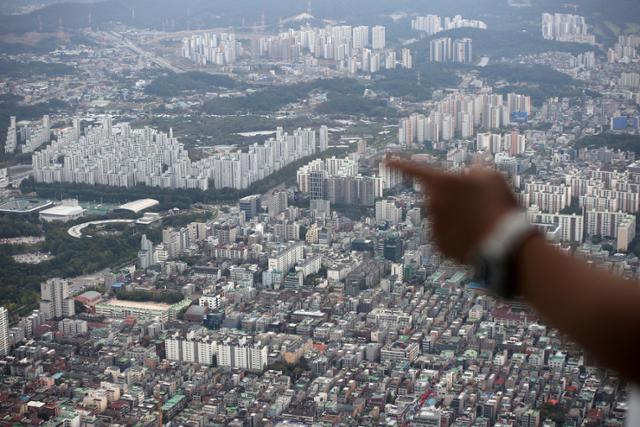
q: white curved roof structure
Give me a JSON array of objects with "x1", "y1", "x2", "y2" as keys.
[{"x1": 117, "y1": 199, "x2": 159, "y2": 213}]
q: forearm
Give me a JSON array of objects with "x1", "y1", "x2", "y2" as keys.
[{"x1": 516, "y1": 235, "x2": 640, "y2": 383}]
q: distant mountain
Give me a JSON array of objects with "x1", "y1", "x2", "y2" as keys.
[
  {"x1": 0, "y1": 0, "x2": 100, "y2": 15},
  {"x1": 0, "y1": 0, "x2": 637, "y2": 35},
  {"x1": 0, "y1": 0, "x2": 517, "y2": 34}
]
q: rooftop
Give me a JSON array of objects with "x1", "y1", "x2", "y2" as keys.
[
  {"x1": 0, "y1": 198, "x2": 53, "y2": 213},
  {"x1": 40, "y1": 205, "x2": 85, "y2": 216},
  {"x1": 77, "y1": 290, "x2": 102, "y2": 301},
  {"x1": 117, "y1": 199, "x2": 159, "y2": 213},
  {"x1": 99, "y1": 298, "x2": 174, "y2": 311}
]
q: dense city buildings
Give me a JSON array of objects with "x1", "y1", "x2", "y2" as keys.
[
  {"x1": 411, "y1": 14, "x2": 487, "y2": 35},
  {"x1": 4, "y1": 115, "x2": 50, "y2": 154},
  {"x1": 31, "y1": 120, "x2": 326, "y2": 191},
  {"x1": 429, "y1": 37, "x2": 473, "y2": 64},
  {"x1": 541, "y1": 13, "x2": 596, "y2": 44},
  {"x1": 0, "y1": 1, "x2": 639, "y2": 425},
  {"x1": 397, "y1": 93, "x2": 532, "y2": 145},
  {"x1": 181, "y1": 32, "x2": 242, "y2": 65},
  {"x1": 256, "y1": 24, "x2": 417, "y2": 74}
]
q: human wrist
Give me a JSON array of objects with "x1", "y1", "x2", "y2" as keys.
[
  {"x1": 511, "y1": 232, "x2": 545, "y2": 297},
  {"x1": 468, "y1": 208, "x2": 527, "y2": 262},
  {"x1": 470, "y1": 209, "x2": 537, "y2": 299}
]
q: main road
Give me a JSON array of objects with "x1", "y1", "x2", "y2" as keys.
[{"x1": 105, "y1": 31, "x2": 185, "y2": 73}]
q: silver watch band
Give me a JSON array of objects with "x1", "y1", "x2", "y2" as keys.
[{"x1": 477, "y1": 210, "x2": 532, "y2": 261}]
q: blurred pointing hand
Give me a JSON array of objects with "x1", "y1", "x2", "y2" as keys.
[{"x1": 385, "y1": 156, "x2": 518, "y2": 263}]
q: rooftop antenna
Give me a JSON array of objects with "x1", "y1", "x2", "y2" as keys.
[{"x1": 307, "y1": 0, "x2": 312, "y2": 14}]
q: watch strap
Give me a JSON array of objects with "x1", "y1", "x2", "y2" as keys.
[
  {"x1": 473, "y1": 210, "x2": 536, "y2": 299},
  {"x1": 477, "y1": 210, "x2": 531, "y2": 260}
]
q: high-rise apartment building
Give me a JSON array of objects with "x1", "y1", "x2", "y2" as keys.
[
  {"x1": 40, "y1": 278, "x2": 75, "y2": 320},
  {"x1": 4, "y1": 116, "x2": 17, "y2": 154},
  {"x1": 298, "y1": 156, "x2": 382, "y2": 206},
  {"x1": 4, "y1": 115, "x2": 50, "y2": 154},
  {"x1": 319, "y1": 125, "x2": 329, "y2": 152},
  {"x1": 429, "y1": 37, "x2": 452, "y2": 63},
  {"x1": 453, "y1": 38, "x2": 473, "y2": 64},
  {"x1": 585, "y1": 209, "x2": 636, "y2": 251},
  {"x1": 182, "y1": 32, "x2": 241, "y2": 65},
  {"x1": 527, "y1": 206, "x2": 584, "y2": 243},
  {"x1": 0, "y1": 307, "x2": 8, "y2": 356},
  {"x1": 520, "y1": 182, "x2": 572, "y2": 213},
  {"x1": 430, "y1": 38, "x2": 473, "y2": 64},
  {"x1": 541, "y1": 13, "x2": 595, "y2": 44},
  {"x1": 376, "y1": 199, "x2": 403, "y2": 225},
  {"x1": 411, "y1": 14, "x2": 442, "y2": 35},
  {"x1": 372, "y1": 26, "x2": 386, "y2": 50},
  {"x1": 385, "y1": 51, "x2": 397, "y2": 69},
  {"x1": 33, "y1": 120, "x2": 323, "y2": 192},
  {"x1": 217, "y1": 336, "x2": 268, "y2": 371},
  {"x1": 162, "y1": 227, "x2": 190, "y2": 258},
  {"x1": 352, "y1": 26, "x2": 369, "y2": 49},
  {"x1": 268, "y1": 191, "x2": 289, "y2": 217},
  {"x1": 138, "y1": 234, "x2": 155, "y2": 270},
  {"x1": 401, "y1": 48, "x2": 413, "y2": 69},
  {"x1": 268, "y1": 242, "x2": 304, "y2": 274},
  {"x1": 412, "y1": 14, "x2": 486, "y2": 34},
  {"x1": 166, "y1": 330, "x2": 218, "y2": 366},
  {"x1": 379, "y1": 162, "x2": 404, "y2": 189}
]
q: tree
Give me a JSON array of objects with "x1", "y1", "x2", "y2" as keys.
[
  {"x1": 145, "y1": 71, "x2": 237, "y2": 97},
  {"x1": 539, "y1": 402, "x2": 566, "y2": 425},
  {"x1": 268, "y1": 357, "x2": 310, "y2": 381}
]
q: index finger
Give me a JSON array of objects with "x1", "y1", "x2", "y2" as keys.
[{"x1": 384, "y1": 157, "x2": 444, "y2": 184}]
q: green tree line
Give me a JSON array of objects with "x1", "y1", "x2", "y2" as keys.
[
  {"x1": 0, "y1": 60, "x2": 77, "y2": 78},
  {"x1": 0, "y1": 222, "x2": 141, "y2": 314},
  {"x1": 574, "y1": 134, "x2": 640, "y2": 155},
  {"x1": 0, "y1": 215, "x2": 42, "y2": 238},
  {"x1": 145, "y1": 71, "x2": 238, "y2": 97},
  {"x1": 115, "y1": 289, "x2": 185, "y2": 304}
]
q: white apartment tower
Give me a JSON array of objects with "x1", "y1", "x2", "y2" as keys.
[
  {"x1": 352, "y1": 26, "x2": 369, "y2": 49},
  {"x1": 372, "y1": 26, "x2": 386, "y2": 50},
  {"x1": 0, "y1": 307, "x2": 8, "y2": 356},
  {"x1": 319, "y1": 125, "x2": 329, "y2": 152},
  {"x1": 4, "y1": 116, "x2": 17, "y2": 154},
  {"x1": 40, "y1": 278, "x2": 75, "y2": 320},
  {"x1": 401, "y1": 48, "x2": 413, "y2": 69},
  {"x1": 376, "y1": 199, "x2": 403, "y2": 225}
]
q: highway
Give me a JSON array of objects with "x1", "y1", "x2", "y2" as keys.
[{"x1": 105, "y1": 31, "x2": 185, "y2": 73}]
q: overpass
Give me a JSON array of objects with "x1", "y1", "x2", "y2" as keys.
[{"x1": 68, "y1": 219, "x2": 135, "y2": 239}]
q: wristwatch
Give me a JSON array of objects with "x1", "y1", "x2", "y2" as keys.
[{"x1": 471, "y1": 210, "x2": 538, "y2": 299}]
